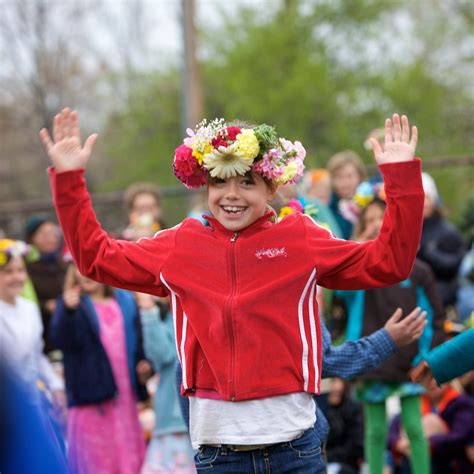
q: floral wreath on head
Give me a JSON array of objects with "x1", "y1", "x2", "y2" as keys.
[
  {"x1": 0, "y1": 239, "x2": 39, "y2": 267},
  {"x1": 173, "y1": 119, "x2": 306, "y2": 188},
  {"x1": 339, "y1": 180, "x2": 386, "y2": 225}
]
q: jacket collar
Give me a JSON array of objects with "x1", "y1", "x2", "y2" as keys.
[{"x1": 203, "y1": 209, "x2": 276, "y2": 238}]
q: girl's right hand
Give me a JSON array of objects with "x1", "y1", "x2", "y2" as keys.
[
  {"x1": 63, "y1": 285, "x2": 81, "y2": 310},
  {"x1": 39, "y1": 107, "x2": 98, "y2": 172}
]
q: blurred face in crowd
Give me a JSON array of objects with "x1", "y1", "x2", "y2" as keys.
[
  {"x1": 332, "y1": 164, "x2": 361, "y2": 200},
  {"x1": 207, "y1": 172, "x2": 276, "y2": 232},
  {"x1": 32, "y1": 222, "x2": 61, "y2": 254},
  {"x1": 0, "y1": 256, "x2": 28, "y2": 304},
  {"x1": 74, "y1": 268, "x2": 104, "y2": 297},
  {"x1": 361, "y1": 201, "x2": 385, "y2": 241},
  {"x1": 423, "y1": 195, "x2": 437, "y2": 219},
  {"x1": 328, "y1": 378, "x2": 346, "y2": 406},
  {"x1": 308, "y1": 178, "x2": 331, "y2": 204},
  {"x1": 129, "y1": 192, "x2": 162, "y2": 223}
]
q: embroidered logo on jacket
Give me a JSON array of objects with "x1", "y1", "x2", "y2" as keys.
[{"x1": 255, "y1": 247, "x2": 288, "y2": 260}]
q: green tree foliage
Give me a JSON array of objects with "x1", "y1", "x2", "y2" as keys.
[{"x1": 100, "y1": 0, "x2": 473, "y2": 222}]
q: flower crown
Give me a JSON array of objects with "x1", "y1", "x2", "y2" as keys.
[
  {"x1": 173, "y1": 119, "x2": 306, "y2": 188},
  {"x1": 0, "y1": 239, "x2": 39, "y2": 267}
]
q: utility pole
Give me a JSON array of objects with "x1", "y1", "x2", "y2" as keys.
[{"x1": 181, "y1": 0, "x2": 204, "y2": 132}]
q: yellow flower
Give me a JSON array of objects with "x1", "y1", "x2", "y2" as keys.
[
  {"x1": 354, "y1": 194, "x2": 373, "y2": 208},
  {"x1": 235, "y1": 129, "x2": 260, "y2": 160},
  {"x1": 192, "y1": 142, "x2": 212, "y2": 165},
  {"x1": 0, "y1": 252, "x2": 7, "y2": 266},
  {"x1": 278, "y1": 206, "x2": 294, "y2": 220},
  {"x1": 275, "y1": 162, "x2": 298, "y2": 185}
]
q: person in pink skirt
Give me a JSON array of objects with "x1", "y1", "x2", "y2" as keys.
[{"x1": 50, "y1": 264, "x2": 152, "y2": 473}]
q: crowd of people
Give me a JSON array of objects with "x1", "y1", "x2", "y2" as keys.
[{"x1": 0, "y1": 110, "x2": 473, "y2": 474}]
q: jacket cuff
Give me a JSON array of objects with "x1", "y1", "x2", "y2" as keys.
[
  {"x1": 379, "y1": 159, "x2": 423, "y2": 197},
  {"x1": 374, "y1": 328, "x2": 398, "y2": 355},
  {"x1": 48, "y1": 167, "x2": 87, "y2": 206}
]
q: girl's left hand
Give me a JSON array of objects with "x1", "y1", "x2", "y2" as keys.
[{"x1": 368, "y1": 114, "x2": 418, "y2": 165}]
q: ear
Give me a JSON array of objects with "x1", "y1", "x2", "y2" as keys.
[{"x1": 267, "y1": 183, "x2": 278, "y2": 202}]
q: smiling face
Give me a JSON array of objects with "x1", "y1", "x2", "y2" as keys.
[
  {"x1": 207, "y1": 172, "x2": 276, "y2": 232},
  {"x1": 0, "y1": 256, "x2": 28, "y2": 304}
]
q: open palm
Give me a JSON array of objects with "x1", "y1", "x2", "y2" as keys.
[
  {"x1": 39, "y1": 108, "x2": 98, "y2": 172},
  {"x1": 368, "y1": 114, "x2": 418, "y2": 165}
]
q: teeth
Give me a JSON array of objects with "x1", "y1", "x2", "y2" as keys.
[{"x1": 223, "y1": 206, "x2": 246, "y2": 213}]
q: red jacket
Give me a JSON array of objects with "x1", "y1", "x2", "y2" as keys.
[{"x1": 49, "y1": 160, "x2": 423, "y2": 401}]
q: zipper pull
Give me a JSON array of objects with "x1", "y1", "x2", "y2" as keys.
[{"x1": 230, "y1": 232, "x2": 239, "y2": 242}]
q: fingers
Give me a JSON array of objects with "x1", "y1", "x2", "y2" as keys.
[
  {"x1": 388, "y1": 307, "x2": 403, "y2": 323},
  {"x1": 384, "y1": 118, "x2": 393, "y2": 145},
  {"x1": 401, "y1": 115, "x2": 410, "y2": 142},
  {"x1": 404, "y1": 306, "x2": 422, "y2": 321},
  {"x1": 392, "y1": 113, "x2": 402, "y2": 141},
  {"x1": 70, "y1": 110, "x2": 80, "y2": 140},
  {"x1": 410, "y1": 125, "x2": 418, "y2": 149},
  {"x1": 53, "y1": 113, "x2": 63, "y2": 143},
  {"x1": 368, "y1": 137, "x2": 383, "y2": 161},
  {"x1": 83, "y1": 133, "x2": 99, "y2": 156},
  {"x1": 39, "y1": 128, "x2": 54, "y2": 152}
]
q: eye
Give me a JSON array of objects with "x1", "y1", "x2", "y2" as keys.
[
  {"x1": 210, "y1": 178, "x2": 227, "y2": 186},
  {"x1": 241, "y1": 177, "x2": 255, "y2": 186}
]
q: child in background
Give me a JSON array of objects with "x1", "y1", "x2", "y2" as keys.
[
  {"x1": 42, "y1": 109, "x2": 423, "y2": 473},
  {"x1": 50, "y1": 264, "x2": 150, "y2": 474},
  {"x1": 417, "y1": 172, "x2": 466, "y2": 309},
  {"x1": 0, "y1": 239, "x2": 65, "y2": 405},
  {"x1": 122, "y1": 182, "x2": 164, "y2": 241},
  {"x1": 327, "y1": 150, "x2": 366, "y2": 239},
  {"x1": 137, "y1": 292, "x2": 195, "y2": 474},
  {"x1": 24, "y1": 215, "x2": 67, "y2": 354},
  {"x1": 335, "y1": 194, "x2": 445, "y2": 474}
]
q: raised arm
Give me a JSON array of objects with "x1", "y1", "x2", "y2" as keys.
[
  {"x1": 307, "y1": 114, "x2": 424, "y2": 289},
  {"x1": 40, "y1": 109, "x2": 175, "y2": 295}
]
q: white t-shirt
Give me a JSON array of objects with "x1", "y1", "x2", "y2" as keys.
[
  {"x1": 189, "y1": 392, "x2": 316, "y2": 449},
  {"x1": 0, "y1": 296, "x2": 63, "y2": 391}
]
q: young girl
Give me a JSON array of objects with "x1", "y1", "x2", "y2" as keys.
[
  {"x1": 41, "y1": 109, "x2": 423, "y2": 473},
  {"x1": 327, "y1": 150, "x2": 366, "y2": 239},
  {"x1": 50, "y1": 264, "x2": 149, "y2": 474},
  {"x1": 0, "y1": 239, "x2": 65, "y2": 403},
  {"x1": 335, "y1": 195, "x2": 445, "y2": 474}
]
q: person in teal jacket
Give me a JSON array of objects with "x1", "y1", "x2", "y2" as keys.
[
  {"x1": 411, "y1": 328, "x2": 474, "y2": 388},
  {"x1": 137, "y1": 292, "x2": 195, "y2": 474}
]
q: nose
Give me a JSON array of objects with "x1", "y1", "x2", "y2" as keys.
[{"x1": 224, "y1": 180, "x2": 240, "y2": 199}]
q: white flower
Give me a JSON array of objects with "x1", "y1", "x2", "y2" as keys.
[{"x1": 203, "y1": 143, "x2": 255, "y2": 178}]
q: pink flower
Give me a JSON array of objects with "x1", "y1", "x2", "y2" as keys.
[
  {"x1": 173, "y1": 144, "x2": 207, "y2": 188},
  {"x1": 287, "y1": 199, "x2": 303, "y2": 213}
]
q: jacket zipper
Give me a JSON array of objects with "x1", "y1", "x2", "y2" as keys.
[{"x1": 227, "y1": 231, "x2": 239, "y2": 400}]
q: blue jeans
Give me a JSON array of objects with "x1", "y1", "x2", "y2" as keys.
[{"x1": 194, "y1": 427, "x2": 325, "y2": 473}]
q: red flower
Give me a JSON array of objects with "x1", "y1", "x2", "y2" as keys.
[
  {"x1": 173, "y1": 145, "x2": 207, "y2": 188},
  {"x1": 226, "y1": 126, "x2": 241, "y2": 141},
  {"x1": 211, "y1": 126, "x2": 241, "y2": 149}
]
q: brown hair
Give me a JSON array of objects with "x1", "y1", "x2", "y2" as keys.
[
  {"x1": 123, "y1": 182, "x2": 161, "y2": 213},
  {"x1": 326, "y1": 150, "x2": 367, "y2": 181},
  {"x1": 64, "y1": 263, "x2": 114, "y2": 298},
  {"x1": 353, "y1": 199, "x2": 386, "y2": 240}
]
